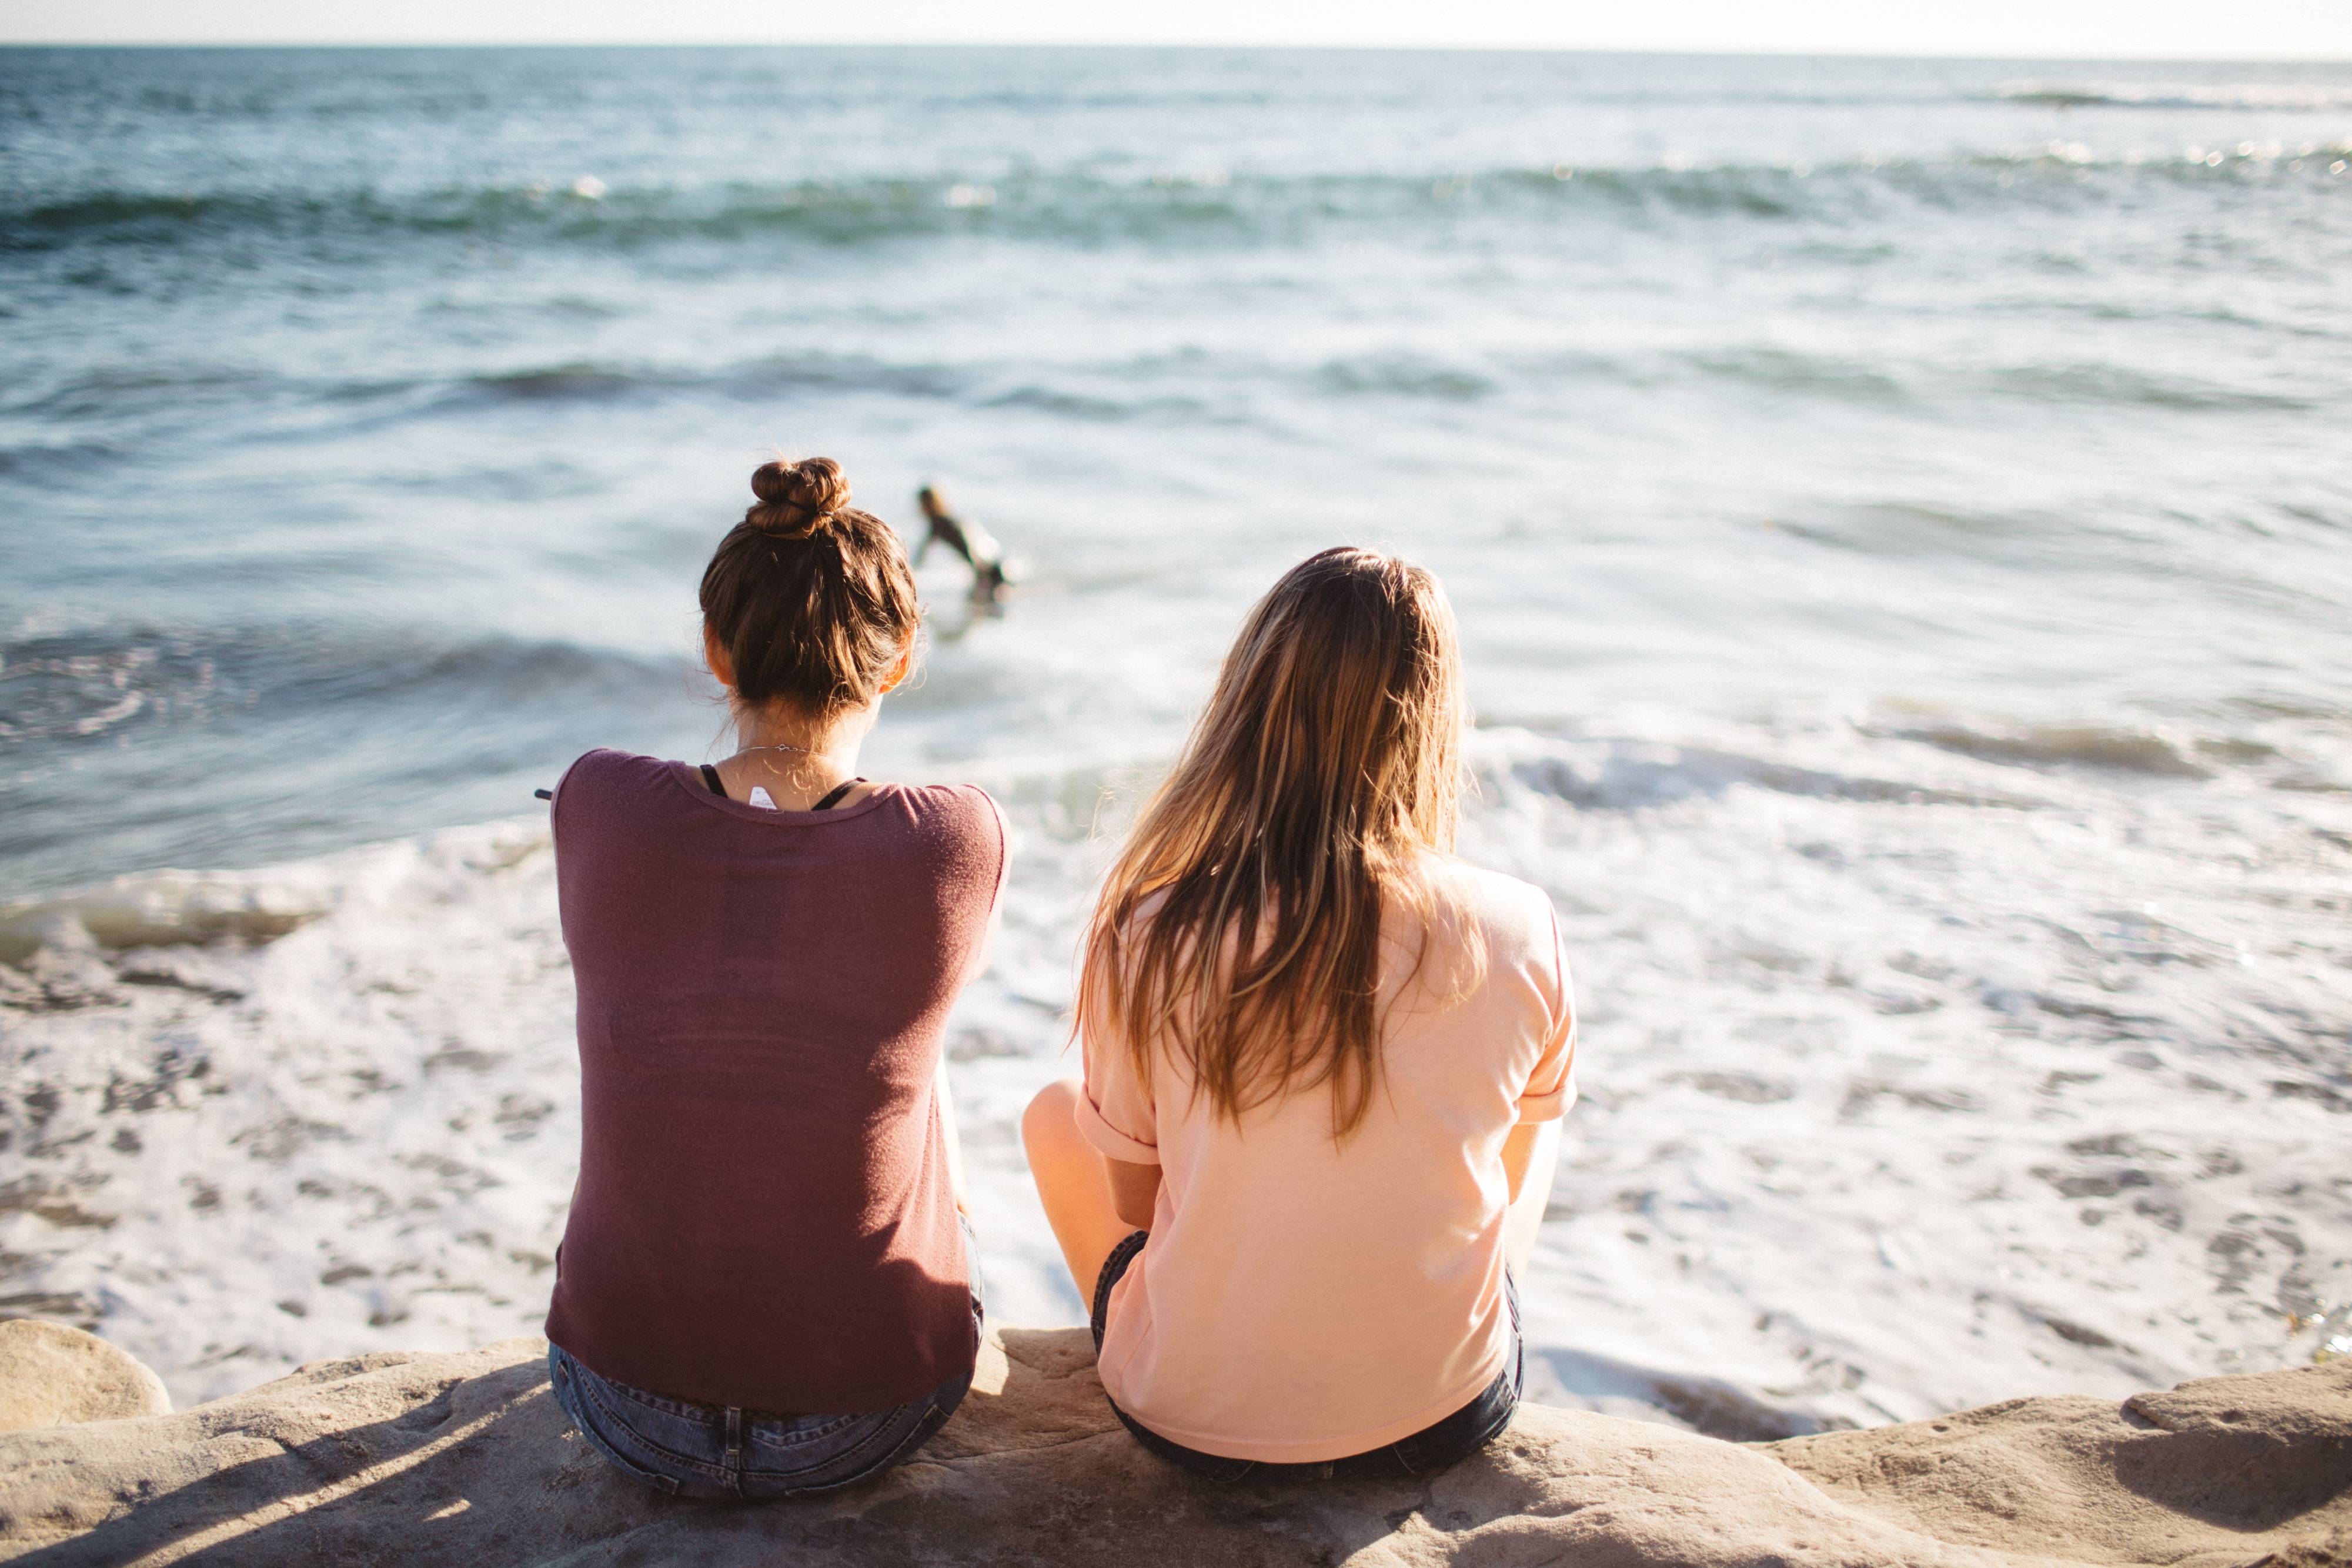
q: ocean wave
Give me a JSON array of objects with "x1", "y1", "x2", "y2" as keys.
[
  {"x1": 1993, "y1": 81, "x2": 2352, "y2": 112},
  {"x1": 6, "y1": 342, "x2": 1496, "y2": 434},
  {"x1": 1, "y1": 724, "x2": 2043, "y2": 968},
  {"x1": 0, "y1": 353, "x2": 978, "y2": 424},
  {"x1": 975, "y1": 382, "x2": 1216, "y2": 423},
  {"x1": 0, "y1": 815, "x2": 556, "y2": 968},
  {"x1": 463, "y1": 363, "x2": 646, "y2": 402},
  {"x1": 9, "y1": 147, "x2": 2345, "y2": 256},
  {"x1": 0, "y1": 637, "x2": 221, "y2": 744},
  {"x1": 1669, "y1": 347, "x2": 2326, "y2": 414},
  {"x1": 6, "y1": 364, "x2": 279, "y2": 418},
  {"x1": 0, "y1": 178, "x2": 1191, "y2": 253},
  {"x1": 0, "y1": 864, "x2": 337, "y2": 968},
  {"x1": 8, "y1": 322, "x2": 2320, "y2": 457},
  {"x1": 0, "y1": 624, "x2": 699, "y2": 904},
  {"x1": 1315, "y1": 352, "x2": 1497, "y2": 402},
  {"x1": 459, "y1": 353, "x2": 1171, "y2": 418},
  {"x1": 1677, "y1": 347, "x2": 1906, "y2": 402},
  {"x1": 0, "y1": 438, "x2": 130, "y2": 484},
  {"x1": 1984, "y1": 362, "x2": 2315, "y2": 413},
  {"x1": 0, "y1": 626, "x2": 685, "y2": 750},
  {"x1": 1864, "y1": 718, "x2": 2213, "y2": 780},
  {"x1": 1472, "y1": 728, "x2": 2047, "y2": 813}
]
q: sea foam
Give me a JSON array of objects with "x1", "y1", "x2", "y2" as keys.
[{"x1": 4, "y1": 717, "x2": 2345, "y2": 1425}]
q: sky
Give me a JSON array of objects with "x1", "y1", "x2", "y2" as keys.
[{"x1": 5, "y1": 0, "x2": 2351, "y2": 59}]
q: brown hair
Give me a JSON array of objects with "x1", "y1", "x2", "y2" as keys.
[
  {"x1": 1074, "y1": 546, "x2": 1474, "y2": 1139},
  {"x1": 698, "y1": 457, "x2": 919, "y2": 716}
]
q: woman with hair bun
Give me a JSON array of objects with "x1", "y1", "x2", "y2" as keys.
[
  {"x1": 1024, "y1": 546, "x2": 1575, "y2": 1480},
  {"x1": 542, "y1": 457, "x2": 1007, "y2": 1499}
]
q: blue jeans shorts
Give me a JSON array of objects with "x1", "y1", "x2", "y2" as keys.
[
  {"x1": 549, "y1": 1224, "x2": 985, "y2": 1501},
  {"x1": 1089, "y1": 1228, "x2": 1522, "y2": 1482}
]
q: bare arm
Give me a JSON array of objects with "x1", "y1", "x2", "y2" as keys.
[
  {"x1": 937, "y1": 1058, "x2": 970, "y2": 1216},
  {"x1": 1107, "y1": 1157, "x2": 1160, "y2": 1231},
  {"x1": 1501, "y1": 1121, "x2": 1546, "y2": 1201},
  {"x1": 1499, "y1": 1118, "x2": 1562, "y2": 1276}
]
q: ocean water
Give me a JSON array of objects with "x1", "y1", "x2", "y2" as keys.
[{"x1": 2, "y1": 47, "x2": 2349, "y2": 1422}]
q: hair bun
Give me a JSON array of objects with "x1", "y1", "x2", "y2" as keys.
[{"x1": 746, "y1": 457, "x2": 851, "y2": 538}]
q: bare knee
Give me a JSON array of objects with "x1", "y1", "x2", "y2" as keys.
[{"x1": 1021, "y1": 1076, "x2": 1083, "y2": 1157}]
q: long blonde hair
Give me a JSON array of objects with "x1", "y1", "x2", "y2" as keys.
[{"x1": 1076, "y1": 546, "x2": 1472, "y2": 1138}]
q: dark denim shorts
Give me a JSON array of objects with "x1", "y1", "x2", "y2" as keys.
[
  {"x1": 1089, "y1": 1229, "x2": 1522, "y2": 1482},
  {"x1": 549, "y1": 1223, "x2": 985, "y2": 1501}
]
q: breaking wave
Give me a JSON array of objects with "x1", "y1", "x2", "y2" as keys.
[
  {"x1": 11, "y1": 145, "x2": 2348, "y2": 258},
  {"x1": 1994, "y1": 81, "x2": 2352, "y2": 112}
]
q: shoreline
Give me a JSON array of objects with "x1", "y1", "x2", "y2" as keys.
[{"x1": 3, "y1": 719, "x2": 2349, "y2": 1425}]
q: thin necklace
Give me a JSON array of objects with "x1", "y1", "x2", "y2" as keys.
[{"x1": 731, "y1": 741, "x2": 849, "y2": 791}]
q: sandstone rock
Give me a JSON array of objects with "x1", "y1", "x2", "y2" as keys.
[
  {"x1": 0, "y1": 1327, "x2": 2343, "y2": 1566},
  {"x1": 0, "y1": 1320, "x2": 171, "y2": 1434},
  {"x1": 1772, "y1": 1360, "x2": 2352, "y2": 1566}
]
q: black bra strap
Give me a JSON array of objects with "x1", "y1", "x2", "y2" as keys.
[
  {"x1": 704, "y1": 765, "x2": 863, "y2": 810},
  {"x1": 811, "y1": 778, "x2": 864, "y2": 812}
]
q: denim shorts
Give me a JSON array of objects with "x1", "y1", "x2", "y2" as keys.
[
  {"x1": 549, "y1": 1224, "x2": 985, "y2": 1501},
  {"x1": 1089, "y1": 1229, "x2": 1522, "y2": 1482}
]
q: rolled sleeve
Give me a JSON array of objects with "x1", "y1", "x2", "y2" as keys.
[
  {"x1": 1075, "y1": 1028, "x2": 1160, "y2": 1165},
  {"x1": 1515, "y1": 907, "x2": 1579, "y2": 1125}
]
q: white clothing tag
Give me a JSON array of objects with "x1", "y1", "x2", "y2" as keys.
[{"x1": 747, "y1": 785, "x2": 779, "y2": 810}]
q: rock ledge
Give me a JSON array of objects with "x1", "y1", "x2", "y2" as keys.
[{"x1": 0, "y1": 1328, "x2": 2344, "y2": 1566}]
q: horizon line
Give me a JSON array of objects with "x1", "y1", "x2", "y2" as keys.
[{"x1": 4, "y1": 39, "x2": 2351, "y2": 64}]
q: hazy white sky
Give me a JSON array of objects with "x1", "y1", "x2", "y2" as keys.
[{"x1": 5, "y1": 0, "x2": 2350, "y2": 59}]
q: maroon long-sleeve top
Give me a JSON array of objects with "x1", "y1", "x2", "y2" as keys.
[{"x1": 543, "y1": 748, "x2": 1005, "y2": 1414}]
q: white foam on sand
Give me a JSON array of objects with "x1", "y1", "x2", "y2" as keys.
[{"x1": 2, "y1": 711, "x2": 2347, "y2": 1423}]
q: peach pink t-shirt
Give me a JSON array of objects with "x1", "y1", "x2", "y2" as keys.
[{"x1": 1074, "y1": 858, "x2": 1576, "y2": 1463}]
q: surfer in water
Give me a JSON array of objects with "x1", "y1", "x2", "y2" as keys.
[{"x1": 916, "y1": 485, "x2": 1011, "y2": 606}]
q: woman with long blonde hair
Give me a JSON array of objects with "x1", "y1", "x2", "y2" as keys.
[{"x1": 1024, "y1": 546, "x2": 1576, "y2": 1480}]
